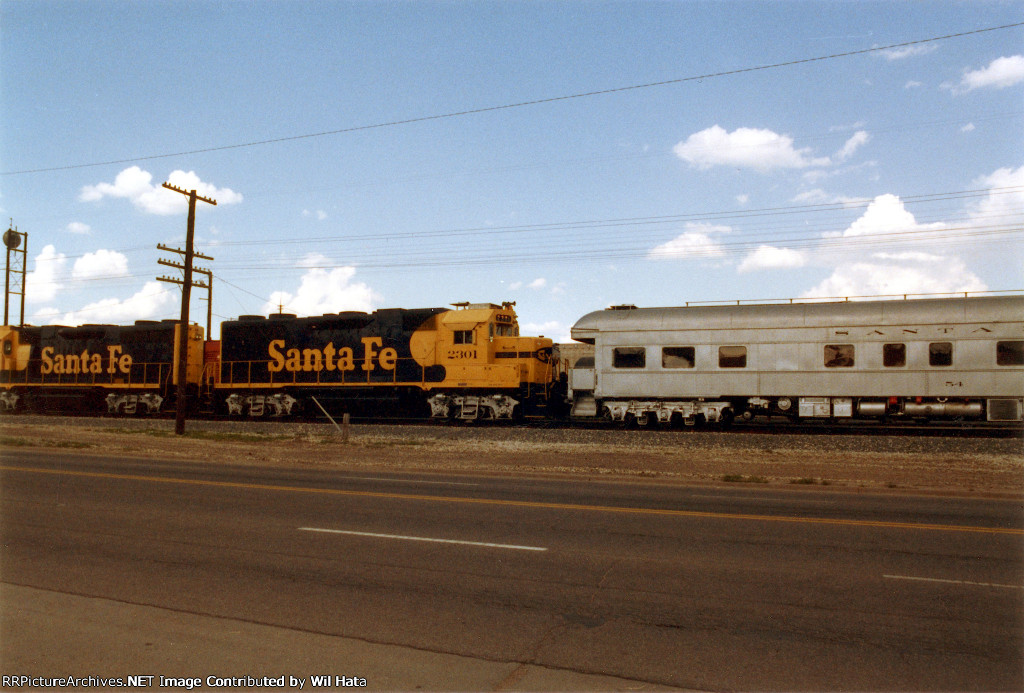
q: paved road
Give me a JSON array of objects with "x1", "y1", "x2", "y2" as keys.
[{"x1": 2, "y1": 451, "x2": 1022, "y2": 690}]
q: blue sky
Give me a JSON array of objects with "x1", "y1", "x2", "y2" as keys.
[{"x1": 2, "y1": 1, "x2": 1022, "y2": 341}]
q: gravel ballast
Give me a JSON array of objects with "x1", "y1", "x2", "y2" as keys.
[{"x1": 2, "y1": 416, "x2": 1021, "y2": 497}]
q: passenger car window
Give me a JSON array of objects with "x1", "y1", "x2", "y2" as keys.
[
  {"x1": 997, "y1": 340, "x2": 1024, "y2": 366},
  {"x1": 883, "y1": 343, "x2": 906, "y2": 367},
  {"x1": 718, "y1": 346, "x2": 746, "y2": 368},
  {"x1": 613, "y1": 347, "x2": 646, "y2": 369},
  {"x1": 929, "y1": 342, "x2": 952, "y2": 367},
  {"x1": 824, "y1": 344, "x2": 855, "y2": 368},
  {"x1": 662, "y1": 346, "x2": 695, "y2": 369}
]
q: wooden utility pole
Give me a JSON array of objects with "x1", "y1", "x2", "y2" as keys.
[
  {"x1": 158, "y1": 249, "x2": 214, "y2": 336},
  {"x1": 160, "y1": 183, "x2": 216, "y2": 435}
]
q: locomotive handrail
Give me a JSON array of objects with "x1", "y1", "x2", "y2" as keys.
[
  {"x1": 1, "y1": 357, "x2": 171, "y2": 388},
  {"x1": 216, "y1": 355, "x2": 429, "y2": 388},
  {"x1": 669, "y1": 289, "x2": 1024, "y2": 308}
]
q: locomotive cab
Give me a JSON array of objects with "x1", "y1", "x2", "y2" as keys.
[{"x1": 414, "y1": 302, "x2": 559, "y2": 419}]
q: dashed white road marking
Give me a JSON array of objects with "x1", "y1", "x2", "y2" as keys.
[
  {"x1": 299, "y1": 527, "x2": 548, "y2": 551},
  {"x1": 884, "y1": 574, "x2": 1024, "y2": 589},
  {"x1": 690, "y1": 494, "x2": 835, "y2": 505},
  {"x1": 342, "y1": 476, "x2": 480, "y2": 486}
]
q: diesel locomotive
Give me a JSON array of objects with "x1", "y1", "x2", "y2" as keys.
[
  {"x1": 0, "y1": 319, "x2": 204, "y2": 415},
  {"x1": 215, "y1": 302, "x2": 560, "y2": 419}
]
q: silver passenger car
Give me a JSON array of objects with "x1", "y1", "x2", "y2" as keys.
[{"x1": 568, "y1": 295, "x2": 1024, "y2": 424}]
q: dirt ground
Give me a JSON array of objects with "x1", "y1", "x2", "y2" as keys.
[{"x1": 2, "y1": 416, "x2": 1021, "y2": 497}]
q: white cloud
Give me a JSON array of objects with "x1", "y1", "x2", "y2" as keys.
[
  {"x1": 72, "y1": 249, "x2": 130, "y2": 281},
  {"x1": 264, "y1": 257, "x2": 380, "y2": 316},
  {"x1": 834, "y1": 131, "x2": 870, "y2": 162},
  {"x1": 792, "y1": 167, "x2": 1024, "y2": 299},
  {"x1": 965, "y1": 165, "x2": 1024, "y2": 224},
  {"x1": 29, "y1": 306, "x2": 60, "y2": 324},
  {"x1": 520, "y1": 320, "x2": 571, "y2": 343},
  {"x1": 802, "y1": 259, "x2": 986, "y2": 299},
  {"x1": 792, "y1": 189, "x2": 832, "y2": 204},
  {"x1": 947, "y1": 55, "x2": 1024, "y2": 94},
  {"x1": 878, "y1": 44, "x2": 937, "y2": 61},
  {"x1": 735, "y1": 194, "x2": 749, "y2": 206},
  {"x1": 296, "y1": 252, "x2": 331, "y2": 268},
  {"x1": 66, "y1": 222, "x2": 91, "y2": 235},
  {"x1": 871, "y1": 251, "x2": 945, "y2": 263},
  {"x1": 737, "y1": 245, "x2": 808, "y2": 273},
  {"x1": 791, "y1": 189, "x2": 863, "y2": 206},
  {"x1": 648, "y1": 222, "x2": 730, "y2": 260},
  {"x1": 828, "y1": 121, "x2": 867, "y2": 133},
  {"x1": 80, "y1": 166, "x2": 242, "y2": 215},
  {"x1": 510, "y1": 277, "x2": 555, "y2": 292},
  {"x1": 827, "y1": 193, "x2": 945, "y2": 239},
  {"x1": 673, "y1": 126, "x2": 831, "y2": 171},
  {"x1": 56, "y1": 281, "x2": 178, "y2": 326},
  {"x1": 803, "y1": 193, "x2": 987, "y2": 298},
  {"x1": 25, "y1": 244, "x2": 67, "y2": 303},
  {"x1": 961, "y1": 123, "x2": 976, "y2": 133},
  {"x1": 904, "y1": 80, "x2": 923, "y2": 89},
  {"x1": 303, "y1": 209, "x2": 328, "y2": 221}
]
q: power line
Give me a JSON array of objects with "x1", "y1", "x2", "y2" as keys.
[
  {"x1": 24, "y1": 184, "x2": 1022, "y2": 277},
  {"x1": 193, "y1": 186, "x2": 1024, "y2": 249},
  {"x1": 4, "y1": 21, "x2": 1022, "y2": 176},
  {"x1": 33, "y1": 185, "x2": 1021, "y2": 266}
]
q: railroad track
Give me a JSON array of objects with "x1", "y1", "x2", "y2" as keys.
[{"x1": 4, "y1": 411, "x2": 1020, "y2": 439}]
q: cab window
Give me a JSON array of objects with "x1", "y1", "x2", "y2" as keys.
[{"x1": 453, "y1": 330, "x2": 474, "y2": 345}]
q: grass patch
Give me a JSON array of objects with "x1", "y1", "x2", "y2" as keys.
[
  {"x1": 184, "y1": 431, "x2": 297, "y2": 443},
  {"x1": 722, "y1": 474, "x2": 769, "y2": 483},
  {"x1": 0, "y1": 436, "x2": 92, "y2": 449},
  {"x1": 102, "y1": 428, "x2": 297, "y2": 443},
  {"x1": 361, "y1": 439, "x2": 429, "y2": 449},
  {"x1": 789, "y1": 477, "x2": 832, "y2": 486}
]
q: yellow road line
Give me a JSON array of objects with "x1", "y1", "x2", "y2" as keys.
[{"x1": 2, "y1": 464, "x2": 1021, "y2": 535}]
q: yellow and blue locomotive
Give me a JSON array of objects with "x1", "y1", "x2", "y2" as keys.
[
  {"x1": 215, "y1": 302, "x2": 561, "y2": 419},
  {"x1": 0, "y1": 320, "x2": 204, "y2": 415}
]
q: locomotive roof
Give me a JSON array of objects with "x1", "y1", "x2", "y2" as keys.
[{"x1": 570, "y1": 294, "x2": 1024, "y2": 343}]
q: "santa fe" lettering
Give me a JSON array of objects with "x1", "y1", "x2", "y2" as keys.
[
  {"x1": 268, "y1": 337, "x2": 398, "y2": 373},
  {"x1": 40, "y1": 345, "x2": 132, "y2": 375}
]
